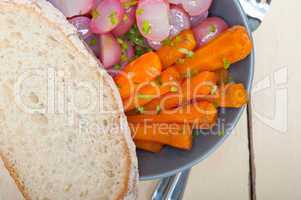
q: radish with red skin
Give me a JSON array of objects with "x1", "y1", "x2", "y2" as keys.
[
  {"x1": 136, "y1": 0, "x2": 170, "y2": 42},
  {"x1": 99, "y1": 33, "x2": 122, "y2": 68},
  {"x1": 112, "y1": 2, "x2": 136, "y2": 37},
  {"x1": 169, "y1": 5, "x2": 191, "y2": 37},
  {"x1": 168, "y1": 0, "x2": 212, "y2": 17},
  {"x1": 147, "y1": 39, "x2": 162, "y2": 50},
  {"x1": 190, "y1": 10, "x2": 209, "y2": 27},
  {"x1": 192, "y1": 17, "x2": 228, "y2": 47},
  {"x1": 69, "y1": 16, "x2": 92, "y2": 39},
  {"x1": 48, "y1": 0, "x2": 95, "y2": 18},
  {"x1": 90, "y1": 0, "x2": 124, "y2": 34}
]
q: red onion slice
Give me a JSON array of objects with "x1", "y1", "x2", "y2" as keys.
[
  {"x1": 99, "y1": 33, "x2": 122, "y2": 68},
  {"x1": 69, "y1": 16, "x2": 92, "y2": 39},
  {"x1": 90, "y1": 0, "x2": 124, "y2": 34},
  {"x1": 136, "y1": 0, "x2": 170, "y2": 42},
  {"x1": 112, "y1": 3, "x2": 136, "y2": 36},
  {"x1": 48, "y1": 0, "x2": 95, "y2": 18},
  {"x1": 192, "y1": 17, "x2": 228, "y2": 47},
  {"x1": 169, "y1": 5, "x2": 191, "y2": 37}
]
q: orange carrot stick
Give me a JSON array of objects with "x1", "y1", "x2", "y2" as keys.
[
  {"x1": 131, "y1": 123, "x2": 192, "y2": 150},
  {"x1": 175, "y1": 26, "x2": 252, "y2": 77},
  {"x1": 127, "y1": 101, "x2": 217, "y2": 125},
  {"x1": 143, "y1": 71, "x2": 218, "y2": 112},
  {"x1": 157, "y1": 29, "x2": 197, "y2": 68},
  {"x1": 114, "y1": 52, "x2": 162, "y2": 99},
  {"x1": 123, "y1": 67, "x2": 182, "y2": 112},
  {"x1": 134, "y1": 140, "x2": 163, "y2": 153},
  {"x1": 196, "y1": 83, "x2": 248, "y2": 108}
]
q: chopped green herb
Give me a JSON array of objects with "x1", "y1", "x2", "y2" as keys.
[
  {"x1": 142, "y1": 20, "x2": 151, "y2": 35},
  {"x1": 176, "y1": 58, "x2": 185, "y2": 64},
  {"x1": 154, "y1": 75, "x2": 162, "y2": 86},
  {"x1": 223, "y1": 58, "x2": 231, "y2": 69},
  {"x1": 89, "y1": 38, "x2": 97, "y2": 46},
  {"x1": 156, "y1": 105, "x2": 161, "y2": 114},
  {"x1": 113, "y1": 64, "x2": 121, "y2": 70},
  {"x1": 211, "y1": 85, "x2": 218, "y2": 95},
  {"x1": 178, "y1": 48, "x2": 194, "y2": 58},
  {"x1": 185, "y1": 69, "x2": 199, "y2": 78},
  {"x1": 175, "y1": 36, "x2": 181, "y2": 44},
  {"x1": 136, "y1": 8, "x2": 144, "y2": 16},
  {"x1": 192, "y1": 130, "x2": 202, "y2": 137},
  {"x1": 122, "y1": 0, "x2": 138, "y2": 9},
  {"x1": 162, "y1": 38, "x2": 172, "y2": 46},
  {"x1": 121, "y1": 54, "x2": 128, "y2": 62},
  {"x1": 109, "y1": 11, "x2": 118, "y2": 25},
  {"x1": 209, "y1": 25, "x2": 217, "y2": 34},
  {"x1": 137, "y1": 94, "x2": 155, "y2": 100},
  {"x1": 91, "y1": 9, "x2": 100, "y2": 19},
  {"x1": 170, "y1": 86, "x2": 178, "y2": 93},
  {"x1": 136, "y1": 106, "x2": 145, "y2": 114},
  {"x1": 218, "y1": 130, "x2": 225, "y2": 136},
  {"x1": 117, "y1": 38, "x2": 129, "y2": 51},
  {"x1": 123, "y1": 14, "x2": 129, "y2": 21}
]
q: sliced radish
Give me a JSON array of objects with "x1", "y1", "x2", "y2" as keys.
[
  {"x1": 112, "y1": 3, "x2": 136, "y2": 36},
  {"x1": 84, "y1": 34, "x2": 101, "y2": 57},
  {"x1": 69, "y1": 16, "x2": 92, "y2": 39},
  {"x1": 169, "y1": 5, "x2": 191, "y2": 37},
  {"x1": 190, "y1": 10, "x2": 208, "y2": 27},
  {"x1": 168, "y1": 0, "x2": 182, "y2": 4},
  {"x1": 99, "y1": 33, "x2": 122, "y2": 68},
  {"x1": 90, "y1": 0, "x2": 124, "y2": 34},
  {"x1": 48, "y1": 0, "x2": 95, "y2": 18},
  {"x1": 182, "y1": 0, "x2": 212, "y2": 16},
  {"x1": 192, "y1": 17, "x2": 228, "y2": 47},
  {"x1": 136, "y1": 0, "x2": 170, "y2": 42},
  {"x1": 147, "y1": 39, "x2": 162, "y2": 50}
]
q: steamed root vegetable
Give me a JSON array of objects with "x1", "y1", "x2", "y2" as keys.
[
  {"x1": 142, "y1": 71, "x2": 217, "y2": 112},
  {"x1": 175, "y1": 26, "x2": 253, "y2": 77},
  {"x1": 190, "y1": 10, "x2": 208, "y2": 26},
  {"x1": 112, "y1": 0, "x2": 136, "y2": 36},
  {"x1": 49, "y1": 0, "x2": 94, "y2": 18},
  {"x1": 69, "y1": 16, "x2": 92, "y2": 39},
  {"x1": 169, "y1": 5, "x2": 191, "y2": 37},
  {"x1": 114, "y1": 51, "x2": 162, "y2": 99},
  {"x1": 136, "y1": 0, "x2": 170, "y2": 42},
  {"x1": 90, "y1": 0, "x2": 124, "y2": 34},
  {"x1": 131, "y1": 123, "x2": 192, "y2": 150},
  {"x1": 134, "y1": 140, "x2": 163, "y2": 153},
  {"x1": 169, "y1": 0, "x2": 212, "y2": 16},
  {"x1": 99, "y1": 33, "x2": 122, "y2": 68},
  {"x1": 192, "y1": 17, "x2": 229, "y2": 47},
  {"x1": 127, "y1": 101, "x2": 217, "y2": 125},
  {"x1": 123, "y1": 67, "x2": 181, "y2": 112},
  {"x1": 157, "y1": 29, "x2": 197, "y2": 68},
  {"x1": 85, "y1": 34, "x2": 100, "y2": 57}
]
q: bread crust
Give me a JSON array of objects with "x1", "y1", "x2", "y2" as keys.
[{"x1": 0, "y1": 0, "x2": 138, "y2": 199}]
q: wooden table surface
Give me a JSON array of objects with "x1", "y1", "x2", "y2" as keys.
[{"x1": 1, "y1": 0, "x2": 300, "y2": 200}]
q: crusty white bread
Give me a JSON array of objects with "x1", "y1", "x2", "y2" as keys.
[{"x1": 0, "y1": 0, "x2": 138, "y2": 199}]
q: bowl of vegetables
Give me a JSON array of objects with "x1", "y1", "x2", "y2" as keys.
[{"x1": 49, "y1": 0, "x2": 254, "y2": 180}]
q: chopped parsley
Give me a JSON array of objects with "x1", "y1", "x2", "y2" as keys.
[
  {"x1": 109, "y1": 11, "x2": 118, "y2": 25},
  {"x1": 137, "y1": 94, "x2": 155, "y2": 100},
  {"x1": 170, "y1": 86, "x2": 178, "y2": 93},
  {"x1": 156, "y1": 105, "x2": 161, "y2": 114},
  {"x1": 223, "y1": 58, "x2": 231, "y2": 69},
  {"x1": 211, "y1": 85, "x2": 218, "y2": 95},
  {"x1": 89, "y1": 38, "x2": 97, "y2": 46},
  {"x1": 154, "y1": 75, "x2": 162, "y2": 86},
  {"x1": 209, "y1": 25, "x2": 217, "y2": 34},
  {"x1": 136, "y1": 106, "x2": 145, "y2": 114},
  {"x1": 122, "y1": 0, "x2": 138, "y2": 9},
  {"x1": 91, "y1": 9, "x2": 100, "y2": 19},
  {"x1": 113, "y1": 64, "x2": 121, "y2": 70},
  {"x1": 136, "y1": 8, "x2": 144, "y2": 16},
  {"x1": 162, "y1": 38, "x2": 172, "y2": 46},
  {"x1": 178, "y1": 48, "x2": 194, "y2": 58},
  {"x1": 142, "y1": 20, "x2": 151, "y2": 35}
]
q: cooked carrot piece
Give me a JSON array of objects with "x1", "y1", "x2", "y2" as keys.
[
  {"x1": 123, "y1": 67, "x2": 182, "y2": 112},
  {"x1": 127, "y1": 101, "x2": 217, "y2": 125},
  {"x1": 131, "y1": 123, "x2": 192, "y2": 150},
  {"x1": 114, "y1": 52, "x2": 162, "y2": 99},
  {"x1": 134, "y1": 140, "x2": 164, "y2": 153},
  {"x1": 142, "y1": 71, "x2": 218, "y2": 112},
  {"x1": 175, "y1": 26, "x2": 252, "y2": 77},
  {"x1": 196, "y1": 83, "x2": 248, "y2": 108},
  {"x1": 157, "y1": 29, "x2": 197, "y2": 68}
]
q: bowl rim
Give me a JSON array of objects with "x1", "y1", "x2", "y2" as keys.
[{"x1": 140, "y1": 0, "x2": 255, "y2": 181}]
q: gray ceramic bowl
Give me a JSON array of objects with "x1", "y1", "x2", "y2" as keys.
[{"x1": 139, "y1": 0, "x2": 255, "y2": 180}]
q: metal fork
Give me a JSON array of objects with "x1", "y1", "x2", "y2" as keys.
[{"x1": 151, "y1": 1, "x2": 272, "y2": 199}]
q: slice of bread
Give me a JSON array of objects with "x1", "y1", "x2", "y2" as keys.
[{"x1": 0, "y1": 0, "x2": 138, "y2": 199}]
